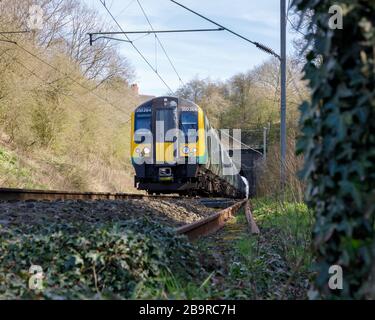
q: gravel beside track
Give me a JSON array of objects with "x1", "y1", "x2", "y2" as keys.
[{"x1": 0, "y1": 198, "x2": 217, "y2": 229}]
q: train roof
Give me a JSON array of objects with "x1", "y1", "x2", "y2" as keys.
[{"x1": 135, "y1": 96, "x2": 202, "y2": 112}]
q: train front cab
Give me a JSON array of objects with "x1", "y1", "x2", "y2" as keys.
[{"x1": 131, "y1": 97, "x2": 206, "y2": 194}]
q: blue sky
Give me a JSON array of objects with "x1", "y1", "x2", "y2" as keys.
[{"x1": 83, "y1": 0, "x2": 298, "y2": 95}]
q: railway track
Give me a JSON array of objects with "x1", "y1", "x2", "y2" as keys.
[
  {"x1": 176, "y1": 199, "x2": 247, "y2": 240},
  {"x1": 0, "y1": 187, "x2": 247, "y2": 240},
  {"x1": 0, "y1": 187, "x2": 179, "y2": 201}
]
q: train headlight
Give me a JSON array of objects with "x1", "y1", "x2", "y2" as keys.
[
  {"x1": 135, "y1": 148, "x2": 141, "y2": 154},
  {"x1": 192, "y1": 148, "x2": 197, "y2": 153},
  {"x1": 182, "y1": 146, "x2": 190, "y2": 154},
  {"x1": 143, "y1": 147, "x2": 150, "y2": 154}
]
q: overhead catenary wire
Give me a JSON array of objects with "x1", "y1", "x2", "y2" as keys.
[
  {"x1": 99, "y1": 0, "x2": 174, "y2": 94},
  {"x1": 114, "y1": 0, "x2": 136, "y2": 19},
  {"x1": 285, "y1": 3, "x2": 306, "y2": 102},
  {"x1": 136, "y1": 0, "x2": 184, "y2": 86},
  {"x1": 131, "y1": 32, "x2": 152, "y2": 42},
  {"x1": 287, "y1": 66, "x2": 305, "y2": 103},
  {"x1": 0, "y1": 34, "x2": 131, "y2": 118},
  {"x1": 154, "y1": 34, "x2": 158, "y2": 73},
  {"x1": 1, "y1": 50, "x2": 129, "y2": 129},
  {"x1": 0, "y1": 30, "x2": 30, "y2": 44},
  {"x1": 167, "y1": 0, "x2": 285, "y2": 178},
  {"x1": 0, "y1": 30, "x2": 30, "y2": 34},
  {"x1": 0, "y1": 39, "x2": 17, "y2": 44},
  {"x1": 220, "y1": 130, "x2": 263, "y2": 156},
  {"x1": 286, "y1": 0, "x2": 307, "y2": 37},
  {"x1": 169, "y1": 0, "x2": 280, "y2": 59},
  {"x1": 287, "y1": 15, "x2": 307, "y2": 37}
]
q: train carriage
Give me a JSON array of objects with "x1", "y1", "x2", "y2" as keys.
[{"x1": 131, "y1": 96, "x2": 246, "y2": 198}]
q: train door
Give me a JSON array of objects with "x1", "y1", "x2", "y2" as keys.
[{"x1": 152, "y1": 97, "x2": 178, "y2": 165}]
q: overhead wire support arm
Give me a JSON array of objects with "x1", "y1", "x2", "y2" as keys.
[
  {"x1": 93, "y1": 36, "x2": 132, "y2": 43},
  {"x1": 88, "y1": 28, "x2": 224, "y2": 35},
  {"x1": 89, "y1": 33, "x2": 133, "y2": 45},
  {"x1": 88, "y1": 27, "x2": 224, "y2": 45}
]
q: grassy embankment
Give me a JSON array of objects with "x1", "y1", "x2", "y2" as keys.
[
  {"x1": 0, "y1": 198, "x2": 313, "y2": 300},
  {"x1": 0, "y1": 1, "x2": 140, "y2": 193},
  {"x1": 0, "y1": 115, "x2": 135, "y2": 193},
  {"x1": 138, "y1": 198, "x2": 314, "y2": 299}
]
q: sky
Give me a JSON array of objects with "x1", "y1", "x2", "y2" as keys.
[{"x1": 83, "y1": 0, "x2": 298, "y2": 96}]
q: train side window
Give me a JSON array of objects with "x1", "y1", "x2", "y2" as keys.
[
  {"x1": 180, "y1": 111, "x2": 198, "y2": 142},
  {"x1": 207, "y1": 135, "x2": 211, "y2": 156},
  {"x1": 219, "y1": 143, "x2": 223, "y2": 166},
  {"x1": 205, "y1": 116, "x2": 211, "y2": 156},
  {"x1": 210, "y1": 130, "x2": 221, "y2": 165}
]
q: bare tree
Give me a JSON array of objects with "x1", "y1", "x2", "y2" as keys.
[{"x1": 0, "y1": 0, "x2": 134, "y2": 86}]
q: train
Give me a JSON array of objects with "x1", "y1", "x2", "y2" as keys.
[{"x1": 130, "y1": 96, "x2": 248, "y2": 198}]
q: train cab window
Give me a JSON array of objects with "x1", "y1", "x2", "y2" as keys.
[
  {"x1": 134, "y1": 112, "x2": 152, "y2": 143},
  {"x1": 135, "y1": 112, "x2": 151, "y2": 132},
  {"x1": 156, "y1": 108, "x2": 177, "y2": 142},
  {"x1": 180, "y1": 111, "x2": 198, "y2": 141},
  {"x1": 156, "y1": 109, "x2": 176, "y2": 131}
]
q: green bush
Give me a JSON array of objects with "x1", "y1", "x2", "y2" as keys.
[
  {"x1": 294, "y1": 0, "x2": 375, "y2": 299},
  {"x1": 0, "y1": 219, "x2": 201, "y2": 299},
  {"x1": 0, "y1": 147, "x2": 34, "y2": 187}
]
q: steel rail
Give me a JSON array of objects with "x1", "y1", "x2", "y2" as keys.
[
  {"x1": 176, "y1": 199, "x2": 247, "y2": 241},
  {"x1": 0, "y1": 188, "x2": 179, "y2": 201},
  {"x1": 0, "y1": 188, "x2": 248, "y2": 241}
]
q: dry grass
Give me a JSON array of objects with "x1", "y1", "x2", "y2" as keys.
[
  {"x1": 256, "y1": 133, "x2": 305, "y2": 202},
  {"x1": 0, "y1": 136, "x2": 138, "y2": 192},
  {"x1": 0, "y1": 1, "x2": 142, "y2": 193},
  {"x1": 0, "y1": 55, "x2": 139, "y2": 193}
]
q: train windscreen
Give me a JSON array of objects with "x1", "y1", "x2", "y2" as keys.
[
  {"x1": 180, "y1": 111, "x2": 198, "y2": 141},
  {"x1": 135, "y1": 112, "x2": 151, "y2": 132},
  {"x1": 156, "y1": 109, "x2": 176, "y2": 132},
  {"x1": 180, "y1": 112, "x2": 197, "y2": 133}
]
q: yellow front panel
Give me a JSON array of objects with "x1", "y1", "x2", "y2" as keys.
[
  {"x1": 130, "y1": 112, "x2": 135, "y2": 158},
  {"x1": 156, "y1": 142, "x2": 175, "y2": 163},
  {"x1": 197, "y1": 109, "x2": 206, "y2": 157}
]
